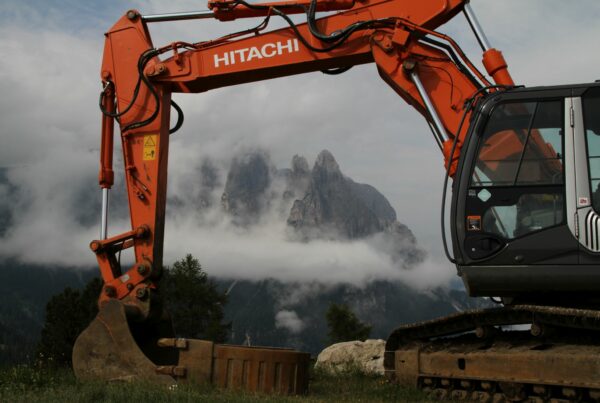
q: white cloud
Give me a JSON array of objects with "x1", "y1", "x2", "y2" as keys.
[
  {"x1": 275, "y1": 310, "x2": 305, "y2": 333},
  {"x1": 161, "y1": 168, "x2": 453, "y2": 289}
]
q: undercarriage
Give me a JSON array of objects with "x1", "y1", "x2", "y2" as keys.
[{"x1": 385, "y1": 306, "x2": 600, "y2": 402}]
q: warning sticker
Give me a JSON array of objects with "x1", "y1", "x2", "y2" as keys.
[
  {"x1": 578, "y1": 196, "x2": 590, "y2": 207},
  {"x1": 143, "y1": 135, "x2": 157, "y2": 161}
]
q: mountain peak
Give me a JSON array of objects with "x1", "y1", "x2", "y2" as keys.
[
  {"x1": 314, "y1": 150, "x2": 340, "y2": 174},
  {"x1": 221, "y1": 150, "x2": 273, "y2": 222},
  {"x1": 291, "y1": 155, "x2": 309, "y2": 176}
]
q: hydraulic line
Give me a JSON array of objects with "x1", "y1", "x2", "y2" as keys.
[
  {"x1": 169, "y1": 100, "x2": 184, "y2": 135},
  {"x1": 100, "y1": 48, "x2": 184, "y2": 135},
  {"x1": 419, "y1": 36, "x2": 483, "y2": 90},
  {"x1": 321, "y1": 66, "x2": 353, "y2": 75},
  {"x1": 231, "y1": 0, "x2": 394, "y2": 53},
  {"x1": 121, "y1": 50, "x2": 161, "y2": 132}
]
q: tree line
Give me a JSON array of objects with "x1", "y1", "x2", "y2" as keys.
[{"x1": 36, "y1": 254, "x2": 371, "y2": 367}]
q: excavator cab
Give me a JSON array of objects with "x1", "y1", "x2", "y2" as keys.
[{"x1": 453, "y1": 82, "x2": 600, "y2": 303}]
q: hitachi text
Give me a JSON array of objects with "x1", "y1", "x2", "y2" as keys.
[{"x1": 213, "y1": 39, "x2": 300, "y2": 68}]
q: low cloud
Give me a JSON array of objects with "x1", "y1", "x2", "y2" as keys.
[
  {"x1": 161, "y1": 157, "x2": 455, "y2": 289},
  {"x1": 275, "y1": 310, "x2": 305, "y2": 334},
  {"x1": 164, "y1": 210, "x2": 455, "y2": 289},
  {"x1": 0, "y1": 144, "x2": 457, "y2": 291}
]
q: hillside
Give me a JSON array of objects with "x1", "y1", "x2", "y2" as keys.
[
  {"x1": 0, "y1": 262, "x2": 95, "y2": 364},
  {"x1": 221, "y1": 278, "x2": 488, "y2": 354}
]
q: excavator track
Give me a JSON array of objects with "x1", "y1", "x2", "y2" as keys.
[{"x1": 384, "y1": 306, "x2": 600, "y2": 402}]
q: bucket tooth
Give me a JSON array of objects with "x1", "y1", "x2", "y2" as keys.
[
  {"x1": 157, "y1": 338, "x2": 189, "y2": 349},
  {"x1": 155, "y1": 365, "x2": 187, "y2": 378}
]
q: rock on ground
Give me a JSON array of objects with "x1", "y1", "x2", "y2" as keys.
[{"x1": 315, "y1": 339, "x2": 385, "y2": 375}]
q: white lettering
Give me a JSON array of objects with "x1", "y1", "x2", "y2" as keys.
[
  {"x1": 261, "y1": 43, "x2": 276, "y2": 58},
  {"x1": 247, "y1": 47, "x2": 263, "y2": 61},
  {"x1": 277, "y1": 39, "x2": 294, "y2": 54},
  {"x1": 234, "y1": 49, "x2": 247, "y2": 63},
  {"x1": 213, "y1": 39, "x2": 301, "y2": 69},
  {"x1": 214, "y1": 52, "x2": 229, "y2": 68}
]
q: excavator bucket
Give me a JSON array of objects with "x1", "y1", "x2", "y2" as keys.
[{"x1": 73, "y1": 300, "x2": 310, "y2": 394}]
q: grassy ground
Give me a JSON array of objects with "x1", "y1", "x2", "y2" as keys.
[{"x1": 0, "y1": 366, "x2": 434, "y2": 402}]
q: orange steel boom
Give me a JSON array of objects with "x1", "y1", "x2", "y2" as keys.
[
  {"x1": 94, "y1": 0, "x2": 513, "y2": 313},
  {"x1": 78, "y1": 1, "x2": 600, "y2": 396},
  {"x1": 91, "y1": 0, "x2": 513, "y2": 340}
]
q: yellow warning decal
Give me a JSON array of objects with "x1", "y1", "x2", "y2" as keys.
[{"x1": 143, "y1": 135, "x2": 157, "y2": 161}]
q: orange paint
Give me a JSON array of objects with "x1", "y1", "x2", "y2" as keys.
[{"x1": 96, "y1": 0, "x2": 511, "y2": 307}]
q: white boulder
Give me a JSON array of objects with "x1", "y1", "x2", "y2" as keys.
[{"x1": 315, "y1": 339, "x2": 386, "y2": 375}]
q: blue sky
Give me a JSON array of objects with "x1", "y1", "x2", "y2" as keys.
[{"x1": 1, "y1": 1, "x2": 123, "y2": 33}]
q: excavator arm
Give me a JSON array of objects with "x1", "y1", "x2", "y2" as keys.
[
  {"x1": 76, "y1": 0, "x2": 517, "y2": 391},
  {"x1": 94, "y1": 0, "x2": 512, "y2": 309}
]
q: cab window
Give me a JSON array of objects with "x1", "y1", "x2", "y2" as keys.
[
  {"x1": 471, "y1": 101, "x2": 563, "y2": 187},
  {"x1": 468, "y1": 100, "x2": 564, "y2": 239}
]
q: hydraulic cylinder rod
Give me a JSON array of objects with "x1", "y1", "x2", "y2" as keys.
[
  {"x1": 409, "y1": 69, "x2": 449, "y2": 148},
  {"x1": 463, "y1": 2, "x2": 492, "y2": 51},
  {"x1": 463, "y1": 3, "x2": 514, "y2": 86},
  {"x1": 142, "y1": 11, "x2": 215, "y2": 22},
  {"x1": 101, "y1": 189, "x2": 109, "y2": 240}
]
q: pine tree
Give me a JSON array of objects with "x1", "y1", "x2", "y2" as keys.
[
  {"x1": 325, "y1": 302, "x2": 372, "y2": 344},
  {"x1": 160, "y1": 254, "x2": 230, "y2": 342},
  {"x1": 36, "y1": 277, "x2": 102, "y2": 367}
]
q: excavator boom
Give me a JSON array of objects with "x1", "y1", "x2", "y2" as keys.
[
  {"x1": 73, "y1": 0, "x2": 600, "y2": 399},
  {"x1": 77, "y1": 0, "x2": 504, "y2": 391},
  {"x1": 92, "y1": 0, "x2": 511, "y2": 309}
]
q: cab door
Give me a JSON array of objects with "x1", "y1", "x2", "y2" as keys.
[{"x1": 458, "y1": 94, "x2": 578, "y2": 266}]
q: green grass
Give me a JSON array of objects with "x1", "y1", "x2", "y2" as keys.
[{"x1": 0, "y1": 366, "x2": 433, "y2": 402}]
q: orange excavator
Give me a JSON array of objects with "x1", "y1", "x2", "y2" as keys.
[{"x1": 73, "y1": 0, "x2": 600, "y2": 400}]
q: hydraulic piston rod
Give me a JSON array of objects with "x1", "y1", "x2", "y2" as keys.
[
  {"x1": 101, "y1": 189, "x2": 109, "y2": 240},
  {"x1": 408, "y1": 69, "x2": 449, "y2": 148},
  {"x1": 463, "y1": 2, "x2": 492, "y2": 51},
  {"x1": 142, "y1": 11, "x2": 215, "y2": 22},
  {"x1": 463, "y1": 3, "x2": 514, "y2": 86}
]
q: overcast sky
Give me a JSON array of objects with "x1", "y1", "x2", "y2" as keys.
[{"x1": 1, "y1": 1, "x2": 599, "y2": 288}]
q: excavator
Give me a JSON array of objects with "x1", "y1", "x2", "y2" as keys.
[{"x1": 72, "y1": 0, "x2": 600, "y2": 400}]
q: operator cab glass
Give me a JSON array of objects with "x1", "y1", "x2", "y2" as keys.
[
  {"x1": 470, "y1": 100, "x2": 564, "y2": 240},
  {"x1": 452, "y1": 84, "x2": 600, "y2": 301}
]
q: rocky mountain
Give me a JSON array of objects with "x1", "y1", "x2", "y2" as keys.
[
  {"x1": 221, "y1": 151, "x2": 274, "y2": 225},
  {"x1": 221, "y1": 149, "x2": 425, "y2": 267},
  {"x1": 169, "y1": 159, "x2": 221, "y2": 213},
  {"x1": 284, "y1": 154, "x2": 311, "y2": 200},
  {"x1": 288, "y1": 150, "x2": 387, "y2": 239}
]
